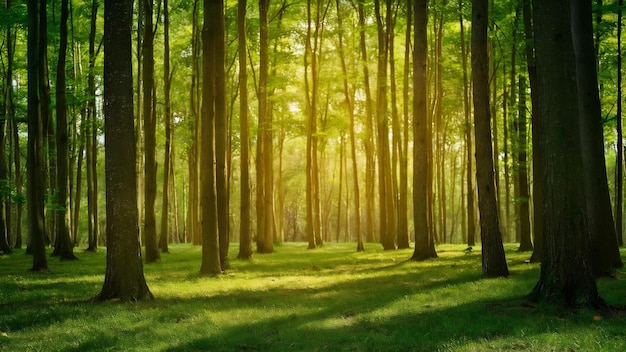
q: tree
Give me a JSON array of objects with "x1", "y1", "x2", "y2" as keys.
[
  {"x1": 85, "y1": 0, "x2": 100, "y2": 253},
  {"x1": 411, "y1": 0, "x2": 436, "y2": 261},
  {"x1": 257, "y1": 0, "x2": 275, "y2": 253},
  {"x1": 199, "y1": 0, "x2": 223, "y2": 276},
  {"x1": 336, "y1": 0, "x2": 364, "y2": 252},
  {"x1": 617, "y1": 0, "x2": 624, "y2": 248},
  {"x1": 159, "y1": 0, "x2": 172, "y2": 254},
  {"x1": 237, "y1": 0, "x2": 253, "y2": 260},
  {"x1": 471, "y1": 0, "x2": 508, "y2": 277},
  {"x1": 515, "y1": 76, "x2": 532, "y2": 252},
  {"x1": 570, "y1": 0, "x2": 623, "y2": 275},
  {"x1": 523, "y1": 0, "x2": 544, "y2": 263},
  {"x1": 97, "y1": 0, "x2": 152, "y2": 302},
  {"x1": 27, "y1": 0, "x2": 48, "y2": 271},
  {"x1": 52, "y1": 0, "x2": 78, "y2": 260},
  {"x1": 459, "y1": 0, "x2": 475, "y2": 247},
  {"x1": 143, "y1": 0, "x2": 161, "y2": 263},
  {"x1": 527, "y1": 0, "x2": 602, "y2": 307}
]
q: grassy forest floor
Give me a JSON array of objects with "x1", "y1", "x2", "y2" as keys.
[{"x1": 1, "y1": 243, "x2": 626, "y2": 351}]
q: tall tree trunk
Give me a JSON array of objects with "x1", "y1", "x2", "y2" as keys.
[
  {"x1": 459, "y1": 0, "x2": 475, "y2": 247},
  {"x1": 199, "y1": 0, "x2": 223, "y2": 276},
  {"x1": 142, "y1": 0, "x2": 161, "y2": 263},
  {"x1": 98, "y1": 0, "x2": 152, "y2": 301},
  {"x1": 0, "y1": 0, "x2": 14, "y2": 254},
  {"x1": 237, "y1": 0, "x2": 253, "y2": 260},
  {"x1": 135, "y1": 0, "x2": 145, "y2": 247},
  {"x1": 52, "y1": 0, "x2": 77, "y2": 260},
  {"x1": 398, "y1": 0, "x2": 411, "y2": 250},
  {"x1": 411, "y1": 0, "x2": 436, "y2": 261},
  {"x1": 27, "y1": 0, "x2": 48, "y2": 271},
  {"x1": 528, "y1": 0, "x2": 602, "y2": 307},
  {"x1": 336, "y1": 0, "x2": 363, "y2": 252},
  {"x1": 357, "y1": 0, "x2": 376, "y2": 243},
  {"x1": 616, "y1": 0, "x2": 624, "y2": 247},
  {"x1": 85, "y1": 0, "x2": 99, "y2": 252},
  {"x1": 159, "y1": 0, "x2": 172, "y2": 254},
  {"x1": 215, "y1": 0, "x2": 230, "y2": 267},
  {"x1": 523, "y1": 0, "x2": 544, "y2": 263},
  {"x1": 571, "y1": 0, "x2": 623, "y2": 275},
  {"x1": 472, "y1": 0, "x2": 508, "y2": 277},
  {"x1": 516, "y1": 76, "x2": 533, "y2": 252},
  {"x1": 375, "y1": 0, "x2": 396, "y2": 250}
]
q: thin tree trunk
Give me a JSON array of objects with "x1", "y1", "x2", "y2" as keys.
[
  {"x1": 52, "y1": 0, "x2": 77, "y2": 260},
  {"x1": 237, "y1": 0, "x2": 253, "y2": 260},
  {"x1": 142, "y1": 0, "x2": 160, "y2": 263},
  {"x1": 459, "y1": 0, "x2": 475, "y2": 247},
  {"x1": 616, "y1": 0, "x2": 624, "y2": 247},
  {"x1": 85, "y1": 0, "x2": 99, "y2": 252},
  {"x1": 159, "y1": 0, "x2": 172, "y2": 254},
  {"x1": 357, "y1": 0, "x2": 376, "y2": 243},
  {"x1": 516, "y1": 76, "x2": 533, "y2": 252},
  {"x1": 27, "y1": 0, "x2": 48, "y2": 271},
  {"x1": 398, "y1": 0, "x2": 411, "y2": 249},
  {"x1": 472, "y1": 0, "x2": 509, "y2": 277},
  {"x1": 336, "y1": 0, "x2": 363, "y2": 252},
  {"x1": 523, "y1": 0, "x2": 543, "y2": 263}
]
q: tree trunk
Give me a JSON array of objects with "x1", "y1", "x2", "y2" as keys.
[
  {"x1": 85, "y1": 0, "x2": 99, "y2": 252},
  {"x1": 411, "y1": 0, "x2": 436, "y2": 261},
  {"x1": 52, "y1": 0, "x2": 77, "y2": 260},
  {"x1": 616, "y1": 0, "x2": 624, "y2": 247},
  {"x1": 398, "y1": 0, "x2": 411, "y2": 250},
  {"x1": 375, "y1": 0, "x2": 396, "y2": 250},
  {"x1": 459, "y1": 0, "x2": 475, "y2": 247},
  {"x1": 527, "y1": 0, "x2": 602, "y2": 308},
  {"x1": 523, "y1": 0, "x2": 544, "y2": 263},
  {"x1": 199, "y1": 0, "x2": 223, "y2": 276},
  {"x1": 215, "y1": 0, "x2": 230, "y2": 268},
  {"x1": 142, "y1": 0, "x2": 161, "y2": 263},
  {"x1": 472, "y1": 0, "x2": 508, "y2": 277},
  {"x1": 237, "y1": 0, "x2": 253, "y2": 260},
  {"x1": 357, "y1": 0, "x2": 376, "y2": 244},
  {"x1": 570, "y1": 0, "x2": 623, "y2": 275},
  {"x1": 98, "y1": 0, "x2": 152, "y2": 301},
  {"x1": 336, "y1": 0, "x2": 363, "y2": 252},
  {"x1": 159, "y1": 0, "x2": 172, "y2": 254},
  {"x1": 516, "y1": 76, "x2": 533, "y2": 252},
  {"x1": 27, "y1": 0, "x2": 48, "y2": 271}
]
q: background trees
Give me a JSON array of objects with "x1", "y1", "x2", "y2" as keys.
[{"x1": 0, "y1": 1, "x2": 624, "y2": 297}]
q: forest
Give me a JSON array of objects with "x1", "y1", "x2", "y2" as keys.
[{"x1": 2, "y1": 0, "x2": 626, "y2": 346}]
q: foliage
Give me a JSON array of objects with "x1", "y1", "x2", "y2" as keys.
[{"x1": 1, "y1": 243, "x2": 626, "y2": 351}]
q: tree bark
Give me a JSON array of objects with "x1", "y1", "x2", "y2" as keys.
[
  {"x1": 142, "y1": 0, "x2": 161, "y2": 263},
  {"x1": 98, "y1": 0, "x2": 152, "y2": 301},
  {"x1": 472, "y1": 0, "x2": 508, "y2": 277},
  {"x1": 52, "y1": 0, "x2": 78, "y2": 260},
  {"x1": 27, "y1": 0, "x2": 48, "y2": 271},
  {"x1": 617, "y1": 0, "x2": 624, "y2": 248},
  {"x1": 570, "y1": 0, "x2": 623, "y2": 275},
  {"x1": 158, "y1": 0, "x2": 172, "y2": 254},
  {"x1": 237, "y1": 0, "x2": 253, "y2": 260},
  {"x1": 199, "y1": 0, "x2": 223, "y2": 276},
  {"x1": 459, "y1": 0, "x2": 475, "y2": 247},
  {"x1": 516, "y1": 76, "x2": 533, "y2": 252},
  {"x1": 527, "y1": 0, "x2": 602, "y2": 308},
  {"x1": 522, "y1": 0, "x2": 544, "y2": 263},
  {"x1": 411, "y1": 0, "x2": 436, "y2": 261}
]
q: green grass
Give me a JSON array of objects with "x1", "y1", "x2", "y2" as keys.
[{"x1": 1, "y1": 243, "x2": 626, "y2": 351}]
